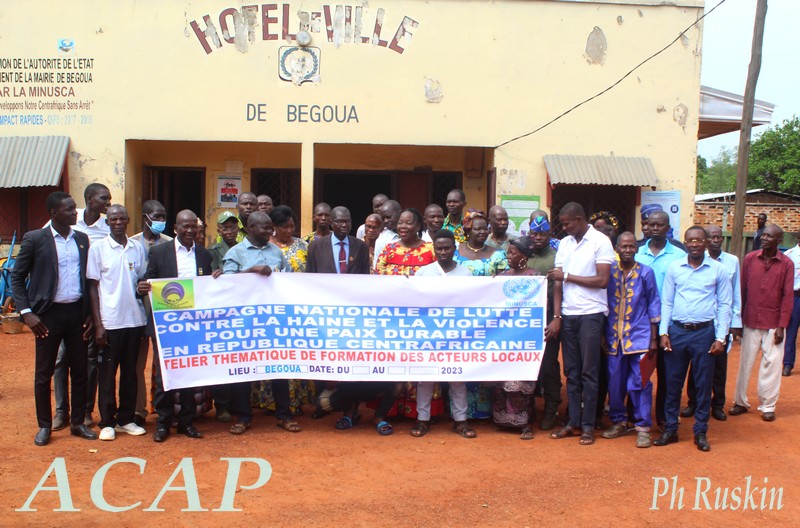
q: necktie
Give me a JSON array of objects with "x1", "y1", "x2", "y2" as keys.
[{"x1": 338, "y1": 241, "x2": 347, "y2": 274}]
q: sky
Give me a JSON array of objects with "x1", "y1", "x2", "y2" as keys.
[{"x1": 698, "y1": 0, "x2": 799, "y2": 162}]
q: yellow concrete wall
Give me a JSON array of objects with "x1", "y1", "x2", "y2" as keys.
[{"x1": 0, "y1": 0, "x2": 704, "y2": 233}]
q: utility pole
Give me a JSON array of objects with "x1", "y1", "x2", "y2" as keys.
[{"x1": 730, "y1": 0, "x2": 768, "y2": 259}]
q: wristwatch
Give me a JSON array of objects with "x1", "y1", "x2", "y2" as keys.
[
  {"x1": 563, "y1": 272, "x2": 569, "y2": 283},
  {"x1": 715, "y1": 337, "x2": 726, "y2": 344}
]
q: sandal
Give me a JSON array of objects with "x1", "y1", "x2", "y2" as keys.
[
  {"x1": 276, "y1": 419, "x2": 301, "y2": 433},
  {"x1": 230, "y1": 422, "x2": 251, "y2": 435},
  {"x1": 579, "y1": 431, "x2": 595, "y2": 445},
  {"x1": 410, "y1": 420, "x2": 430, "y2": 437},
  {"x1": 452, "y1": 421, "x2": 477, "y2": 439},
  {"x1": 335, "y1": 415, "x2": 360, "y2": 430},
  {"x1": 520, "y1": 426, "x2": 534, "y2": 440},
  {"x1": 549, "y1": 425, "x2": 576, "y2": 439},
  {"x1": 376, "y1": 420, "x2": 393, "y2": 436}
]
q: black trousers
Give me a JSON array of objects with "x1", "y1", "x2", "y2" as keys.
[
  {"x1": 330, "y1": 382, "x2": 399, "y2": 420},
  {"x1": 97, "y1": 326, "x2": 144, "y2": 428},
  {"x1": 655, "y1": 349, "x2": 667, "y2": 424},
  {"x1": 539, "y1": 336, "x2": 563, "y2": 416},
  {"x1": 34, "y1": 302, "x2": 87, "y2": 428},
  {"x1": 229, "y1": 382, "x2": 254, "y2": 424},
  {"x1": 152, "y1": 343, "x2": 197, "y2": 430},
  {"x1": 686, "y1": 351, "x2": 728, "y2": 410}
]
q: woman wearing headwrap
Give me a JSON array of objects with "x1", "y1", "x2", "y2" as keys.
[
  {"x1": 453, "y1": 209, "x2": 508, "y2": 419},
  {"x1": 490, "y1": 237, "x2": 540, "y2": 439}
]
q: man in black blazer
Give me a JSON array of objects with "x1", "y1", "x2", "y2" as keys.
[
  {"x1": 306, "y1": 206, "x2": 371, "y2": 274},
  {"x1": 12, "y1": 192, "x2": 98, "y2": 446},
  {"x1": 137, "y1": 210, "x2": 213, "y2": 442}
]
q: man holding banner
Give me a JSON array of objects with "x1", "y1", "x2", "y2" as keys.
[
  {"x1": 221, "y1": 211, "x2": 298, "y2": 434},
  {"x1": 137, "y1": 210, "x2": 213, "y2": 442}
]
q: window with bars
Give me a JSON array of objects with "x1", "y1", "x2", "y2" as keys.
[{"x1": 549, "y1": 185, "x2": 638, "y2": 239}]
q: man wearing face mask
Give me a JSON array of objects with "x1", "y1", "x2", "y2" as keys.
[{"x1": 131, "y1": 200, "x2": 171, "y2": 427}]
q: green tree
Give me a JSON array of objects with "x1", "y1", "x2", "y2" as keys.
[
  {"x1": 697, "y1": 147, "x2": 737, "y2": 194},
  {"x1": 696, "y1": 154, "x2": 708, "y2": 192},
  {"x1": 749, "y1": 116, "x2": 800, "y2": 194}
]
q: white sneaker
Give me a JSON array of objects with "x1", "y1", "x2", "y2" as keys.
[
  {"x1": 99, "y1": 427, "x2": 116, "y2": 441},
  {"x1": 115, "y1": 422, "x2": 147, "y2": 436}
]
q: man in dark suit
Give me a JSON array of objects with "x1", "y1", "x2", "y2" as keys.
[
  {"x1": 306, "y1": 206, "x2": 371, "y2": 419},
  {"x1": 306, "y1": 206, "x2": 371, "y2": 274},
  {"x1": 136, "y1": 210, "x2": 213, "y2": 442},
  {"x1": 12, "y1": 192, "x2": 98, "y2": 446}
]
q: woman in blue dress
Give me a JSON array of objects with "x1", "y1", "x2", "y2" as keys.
[{"x1": 453, "y1": 210, "x2": 508, "y2": 419}]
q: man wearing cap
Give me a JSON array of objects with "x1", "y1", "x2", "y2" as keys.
[
  {"x1": 205, "y1": 210, "x2": 242, "y2": 423},
  {"x1": 210, "y1": 211, "x2": 240, "y2": 272},
  {"x1": 527, "y1": 214, "x2": 562, "y2": 430},
  {"x1": 215, "y1": 192, "x2": 256, "y2": 245}
]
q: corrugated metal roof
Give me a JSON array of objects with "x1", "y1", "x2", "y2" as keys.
[
  {"x1": 0, "y1": 136, "x2": 69, "y2": 188},
  {"x1": 544, "y1": 154, "x2": 658, "y2": 187}
]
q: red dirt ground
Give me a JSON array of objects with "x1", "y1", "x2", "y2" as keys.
[{"x1": 0, "y1": 328, "x2": 797, "y2": 527}]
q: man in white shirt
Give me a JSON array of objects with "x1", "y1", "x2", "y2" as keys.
[
  {"x1": 547, "y1": 202, "x2": 615, "y2": 445},
  {"x1": 412, "y1": 230, "x2": 475, "y2": 439},
  {"x1": 356, "y1": 193, "x2": 388, "y2": 239},
  {"x1": 87, "y1": 205, "x2": 148, "y2": 441},
  {"x1": 373, "y1": 199, "x2": 401, "y2": 267}
]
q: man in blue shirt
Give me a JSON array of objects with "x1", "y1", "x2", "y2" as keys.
[
  {"x1": 654, "y1": 226, "x2": 732, "y2": 452},
  {"x1": 681, "y1": 225, "x2": 742, "y2": 421},
  {"x1": 221, "y1": 211, "x2": 297, "y2": 435},
  {"x1": 635, "y1": 210, "x2": 686, "y2": 427}
]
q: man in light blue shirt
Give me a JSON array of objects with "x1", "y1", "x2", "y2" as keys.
[
  {"x1": 634, "y1": 210, "x2": 686, "y2": 427},
  {"x1": 222, "y1": 212, "x2": 290, "y2": 275},
  {"x1": 220, "y1": 211, "x2": 294, "y2": 435},
  {"x1": 782, "y1": 238, "x2": 800, "y2": 377},
  {"x1": 654, "y1": 226, "x2": 732, "y2": 452},
  {"x1": 682, "y1": 225, "x2": 742, "y2": 421}
]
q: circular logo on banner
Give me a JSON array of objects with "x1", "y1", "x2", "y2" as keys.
[
  {"x1": 161, "y1": 282, "x2": 186, "y2": 305},
  {"x1": 503, "y1": 278, "x2": 540, "y2": 301}
]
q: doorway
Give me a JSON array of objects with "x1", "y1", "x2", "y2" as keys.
[
  {"x1": 317, "y1": 170, "x2": 461, "y2": 233},
  {"x1": 143, "y1": 166, "x2": 205, "y2": 233}
]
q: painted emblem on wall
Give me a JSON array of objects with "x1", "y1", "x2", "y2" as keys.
[{"x1": 279, "y1": 47, "x2": 320, "y2": 86}]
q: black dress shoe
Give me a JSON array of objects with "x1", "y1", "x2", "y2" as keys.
[
  {"x1": 729, "y1": 404, "x2": 748, "y2": 416},
  {"x1": 711, "y1": 408, "x2": 727, "y2": 421},
  {"x1": 153, "y1": 427, "x2": 169, "y2": 442},
  {"x1": 177, "y1": 425, "x2": 203, "y2": 438},
  {"x1": 694, "y1": 433, "x2": 711, "y2": 452},
  {"x1": 653, "y1": 430, "x2": 679, "y2": 446},
  {"x1": 70, "y1": 424, "x2": 98, "y2": 440},
  {"x1": 783, "y1": 366, "x2": 792, "y2": 377},
  {"x1": 34, "y1": 428, "x2": 51, "y2": 446},
  {"x1": 680, "y1": 405, "x2": 695, "y2": 418}
]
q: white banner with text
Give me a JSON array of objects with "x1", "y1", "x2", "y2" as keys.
[{"x1": 149, "y1": 273, "x2": 546, "y2": 390}]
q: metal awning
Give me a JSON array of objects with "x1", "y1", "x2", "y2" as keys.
[
  {"x1": 699, "y1": 85, "x2": 774, "y2": 140},
  {"x1": 544, "y1": 154, "x2": 658, "y2": 187},
  {"x1": 0, "y1": 136, "x2": 69, "y2": 188}
]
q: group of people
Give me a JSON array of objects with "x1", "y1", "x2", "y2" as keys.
[{"x1": 11, "y1": 186, "x2": 796, "y2": 451}]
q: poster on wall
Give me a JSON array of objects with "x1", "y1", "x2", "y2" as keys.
[
  {"x1": 499, "y1": 194, "x2": 541, "y2": 236},
  {"x1": 641, "y1": 190, "x2": 681, "y2": 239},
  {"x1": 216, "y1": 175, "x2": 241, "y2": 208}
]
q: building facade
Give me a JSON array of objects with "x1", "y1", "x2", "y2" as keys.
[{"x1": 0, "y1": 0, "x2": 704, "y2": 239}]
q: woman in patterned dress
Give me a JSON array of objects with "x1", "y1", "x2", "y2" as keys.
[
  {"x1": 250, "y1": 205, "x2": 315, "y2": 419},
  {"x1": 453, "y1": 209, "x2": 509, "y2": 419},
  {"x1": 491, "y1": 237, "x2": 539, "y2": 439},
  {"x1": 375, "y1": 208, "x2": 436, "y2": 418}
]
